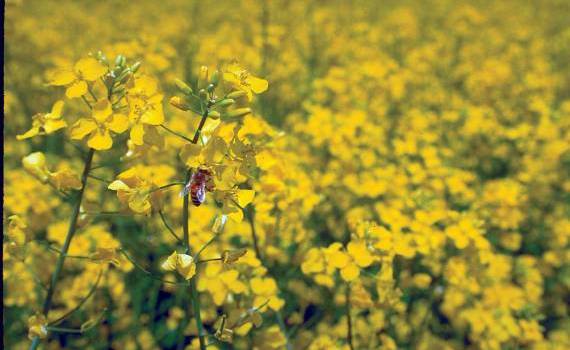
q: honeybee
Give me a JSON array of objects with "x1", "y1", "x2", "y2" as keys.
[{"x1": 181, "y1": 168, "x2": 215, "y2": 206}]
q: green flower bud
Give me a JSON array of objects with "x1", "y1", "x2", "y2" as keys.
[
  {"x1": 130, "y1": 61, "x2": 141, "y2": 73},
  {"x1": 169, "y1": 96, "x2": 191, "y2": 111},
  {"x1": 210, "y1": 70, "x2": 220, "y2": 86},
  {"x1": 175, "y1": 79, "x2": 193, "y2": 95},
  {"x1": 115, "y1": 55, "x2": 126, "y2": 67},
  {"x1": 208, "y1": 110, "x2": 221, "y2": 119},
  {"x1": 216, "y1": 99, "x2": 235, "y2": 108},
  {"x1": 227, "y1": 90, "x2": 247, "y2": 99},
  {"x1": 225, "y1": 108, "x2": 251, "y2": 118}
]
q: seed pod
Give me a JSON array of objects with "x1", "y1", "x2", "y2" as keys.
[
  {"x1": 175, "y1": 79, "x2": 193, "y2": 95},
  {"x1": 169, "y1": 96, "x2": 191, "y2": 111},
  {"x1": 227, "y1": 90, "x2": 247, "y2": 99},
  {"x1": 225, "y1": 108, "x2": 251, "y2": 118}
]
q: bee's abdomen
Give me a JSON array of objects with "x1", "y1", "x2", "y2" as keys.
[{"x1": 190, "y1": 183, "x2": 206, "y2": 206}]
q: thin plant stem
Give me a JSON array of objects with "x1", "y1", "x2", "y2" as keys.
[
  {"x1": 88, "y1": 174, "x2": 111, "y2": 184},
  {"x1": 29, "y1": 148, "x2": 96, "y2": 350},
  {"x1": 158, "y1": 210, "x2": 183, "y2": 243},
  {"x1": 346, "y1": 284, "x2": 354, "y2": 350},
  {"x1": 149, "y1": 182, "x2": 185, "y2": 193},
  {"x1": 160, "y1": 124, "x2": 194, "y2": 143},
  {"x1": 182, "y1": 169, "x2": 207, "y2": 350},
  {"x1": 197, "y1": 257, "x2": 222, "y2": 264},
  {"x1": 119, "y1": 249, "x2": 186, "y2": 286},
  {"x1": 192, "y1": 111, "x2": 209, "y2": 144},
  {"x1": 49, "y1": 269, "x2": 103, "y2": 326}
]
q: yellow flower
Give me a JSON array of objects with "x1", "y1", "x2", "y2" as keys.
[
  {"x1": 27, "y1": 314, "x2": 48, "y2": 340},
  {"x1": 17, "y1": 100, "x2": 67, "y2": 140},
  {"x1": 48, "y1": 168, "x2": 82, "y2": 191},
  {"x1": 108, "y1": 169, "x2": 162, "y2": 215},
  {"x1": 126, "y1": 76, "x2": 164, "y2": 146},
  {"x1": 160, "y1": 251, "x2": 196, "y2": 280},
  {"x1": 223, "y1": 63, "x2": 268, "y2": 101},
  {"x1": 323, "y1": 241, "x2": 375, "y2": 282},
  {"x1": 221, "y1": 248, "x2": 248, "y2": 265},
  {"x1": 250, "y1": 277, "x2": 283, "y2": 310},
  {"x1": 22, "y1": 152, "x2": 50, "y2": 182},
  {"x1": 70, "y1": 100, "x2": 129, "y2": 150},
  {"x1": 215, "y1": 188, "x2": 255, "y2": 222},
  {"x1": 198, "y1": 264, "x2": 247, "y2": 305},
  {"x1": 7, "y1": 215, "x2": 27, "y2": 246},
  {"x1": 49, "y1": 58, "x2": 107, "y2": 98}
]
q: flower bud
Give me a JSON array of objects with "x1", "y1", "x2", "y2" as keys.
[
  {"x1": 207, "y1": 83, "x2": 215, "y2": 93},
  {"x1": 216, "y1": 99, "x2": 235, "y2": 108},
  {"x1": 225, "y1": 108, "x2": 251, "y2": 118},
  {"x1": 208, "y1": 110, "x2": 221, "y2": 119},
  {"x1": 227, "y1": 90, "x2": 247, "y2": 99},
  {"x1": 115, "y1": 55, "x2": 126, "y2": 67},
  {"x1": 198, "y1": 66, "x2": 208, "y2": 87},
  {"x1": 210, "y1": 70, "x2": 220, "y2": 86},
  {"x1": 130, "y1": 61, "x2": 141, "y2": 73},
  {"x1": 169, "y1": 96, "x2": 191, "y2": 111},
  {"x1": 22, "y1": 152, "x2": 50, "y2": 183},
  {"x1": 175, "y1": 79, "x2": 193, "y2": 95}
]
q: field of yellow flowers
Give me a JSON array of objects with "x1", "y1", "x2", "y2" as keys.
[{"x1": 3, "y1": 0, "x2": 570, "y2": 349}]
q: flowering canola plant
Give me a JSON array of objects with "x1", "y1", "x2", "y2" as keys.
[{"x1": 3, "y1": 0, "x2": 570, "y2": 349}]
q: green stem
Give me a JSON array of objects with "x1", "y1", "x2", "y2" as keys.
[
  {"x1": 29, "y1": 148, "x2": 95, "y2": 350},
  {"x1": 346, "y1": 284, "x2": 354, "y2": 350},
  {"x1": 158, "y1": 210, "x2": 183, "y2": 243},
  {"x1": 181, "y1": 169, "x2": 207, "y2": 350},
  {"x1": 192, "y1": 110, "x2": 209, "y2": 144},
  {"x1": 160, "y1": 124, "x2": 194, "y2": 143},
  {"x1": 49, "y1": 269, "x2": 103, "y2": 326},
  {"x1": 149, "y1": 182, "x2": 185, "y2": 193}
]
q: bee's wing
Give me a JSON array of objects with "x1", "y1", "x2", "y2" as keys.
[{"x1": 179, "y1": 182, "x2": 191, "y2": 197}]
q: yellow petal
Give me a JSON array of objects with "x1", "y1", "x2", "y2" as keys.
[
  {"x1": 236, "y1": 190, "x2": 255, "y2": 208},
  {"x1": 92, "y1": 100, "x2": 113, "y2": 123},
  {"x1": 66, "y1": 80, "x2": 88, "y2": 98},
  {"x1": 43, "y1": 119, "x2": 67, "y2": 134},
  {"x1": 340, "y1": 263, "x2": 360, "y2": 282},
  {"x1": 227, "y1": 209, "x2": 244, "y2": 223},
  {"x1": 107, "y1": 114, "x2": 129, "y2": 133},
  {"x1": 88, "y1": 128, "x2": 113, "y2": 150},
  {"x1": 133, "y1": 75, "x2": 158, "y2": 95},
  {"x1": 328, "y1": 250, "x2": 350, "y2": 269},
  {"x1": 49, "y1": 70, "x2": 75, "y2": 86},
  {"x1": 49, "y1": 100, "x2": 65, "y2": 117},
  {"x1": 130, "y1": 123, "x2": 145, "y2": 145},
  {"x1": 161, "y1": 251, "x2": 178, "y2": 271},
  {"x1": 49, "y1": 169, "x2": 82, "y2": 190},
  {"x1": 17, "y1": 127, "x2": 40, "y2": 140},
  {"x1": 140, "y1": 105, "x2": 164, "y2": 125},
  {"x1": 347, "y1": 241, "x2": 374, "y2": 268},
  {"x1": 179, "y1": 143, "x2": 202, "y2": 168},
  {"x1": 108, "y1": 180, "x2": 131, "y2": 191},
  {"x1": 75, "y1": 58, "x2": 107, "y2": 81},
  {"x1": 247, "y1": 76, "x2": 269, "y2": 94},
  {"x1": 70, "y1": 119, "x2": 97, "y2": 140}
]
